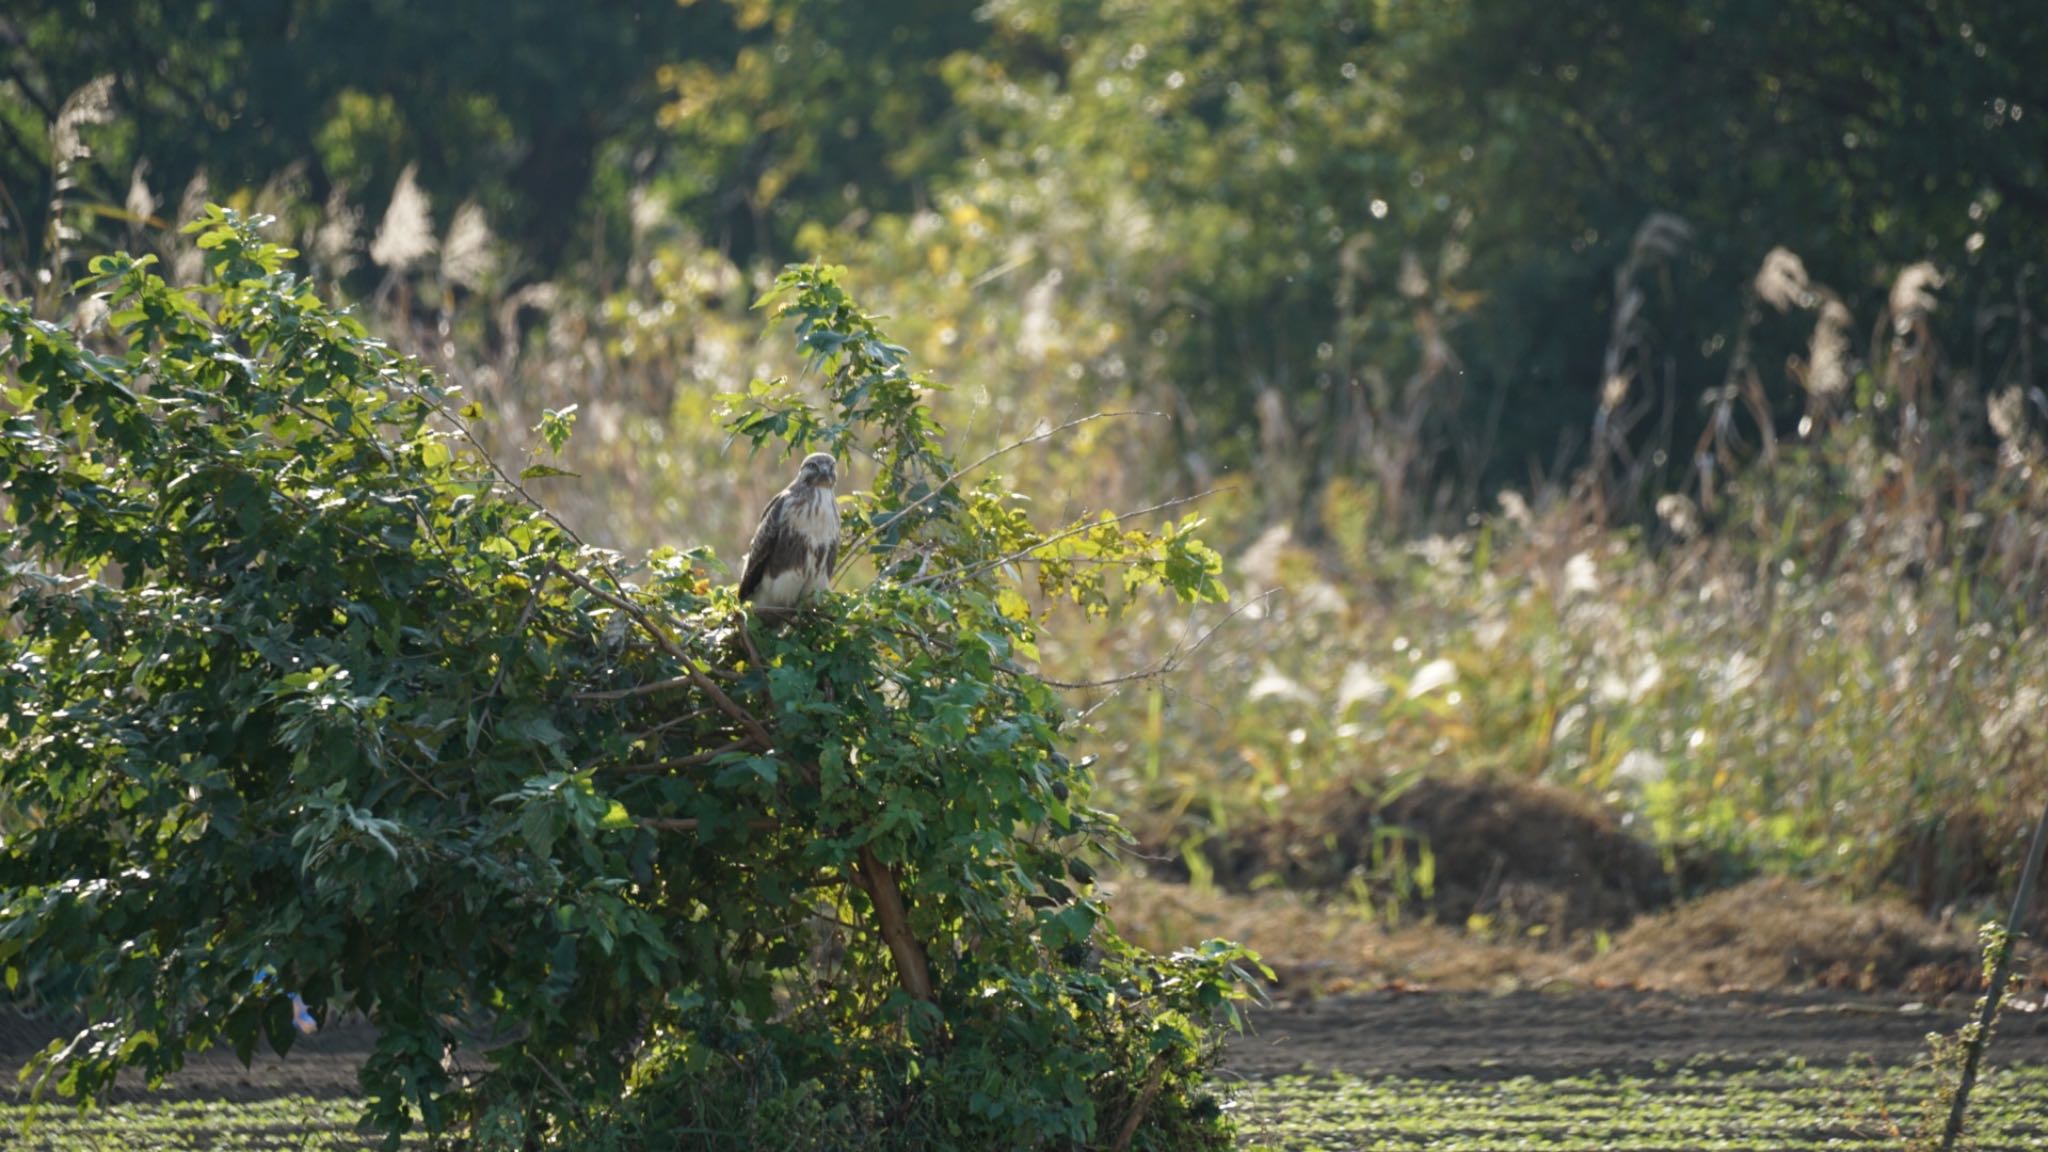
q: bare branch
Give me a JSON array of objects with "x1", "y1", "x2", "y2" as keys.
[
  {"x1": 1016, "y1": 589, "x2": 1277, "y2": 690},
  {"x1": 606, "y1": 739, "x2": 755, "y2": 775},
  {"x1": 898, "y1": 488, "x2": 1226, "y2": 592},
  {"x1": 557, "y1": 567, "x2": 774, "y2": 749},
  {"x1": 637, "y1": 816, "x2": 780, "y2": 833},
  {"x1": 835, "y1": 411, "x2": 1168, "y2": 582},
  {"x1": 571, "y1": 674, "x2": 696, "y2": 702},
  {"x1": 622, "y1": 707, "x2": 715, "y2": 743}
]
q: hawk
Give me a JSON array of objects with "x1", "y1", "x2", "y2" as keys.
[{"x1": 739, "y1": 451, "x2": 840, "y2": 610}]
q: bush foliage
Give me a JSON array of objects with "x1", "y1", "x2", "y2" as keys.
[{"x1": 0, "y1": 210, "x2": 1255, "y2": 1149}]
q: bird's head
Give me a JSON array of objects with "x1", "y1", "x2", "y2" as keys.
[{"x1": 797, "y1": 452, "x2": 838, "y2": 489}]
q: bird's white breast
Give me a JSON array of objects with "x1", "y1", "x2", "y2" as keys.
[
  {"x1": 754, "y1": 487, "x2": 839, "y2": 608},
  {"x1": 786, "y1": 486, "x2": 840, "y2": 544}
]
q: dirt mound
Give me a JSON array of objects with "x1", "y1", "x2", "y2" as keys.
[
  {"x1": 1883, "y1": 803, "x2": 2048, "y2": 938},
  {"x1": 1171, "y1": 773, "x2": 1671, "y2": 936},
  {"x1": 1583, "y1": 876, "x2": 2017, "y2": 996},
  {"x1": 1107, "y1": 873, "x2": 1578, "y2": 995}
]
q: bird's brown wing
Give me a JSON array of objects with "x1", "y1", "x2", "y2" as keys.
[{"x1": 737, "y1": 490, "x2": 789, "y2": 602}]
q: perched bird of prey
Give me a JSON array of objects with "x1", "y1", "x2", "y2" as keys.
[{"x1": 739, "y1": 452, "x2": 840, "y2": 610}]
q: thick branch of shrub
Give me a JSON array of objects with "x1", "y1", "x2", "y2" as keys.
[
  {"x1": 850, "y1": 847, "x2": 935, "y2": 1003},
  {"x1": 630, "y1": 742, "x2": 935, "y2": 1005},
  {"x1": 639, "y1": 820, "x2": 939, "y2": 1007},
  {"x1": 1110, "y1": 1059, "x2": 1169, "y2": 1152}
]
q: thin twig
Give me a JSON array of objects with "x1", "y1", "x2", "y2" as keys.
[
  {"x1": 557, "y1": 567, "x2": 774, "y2": 749},
  {"x1": 607, "y1": 740, "x2": 755, "y2": 775},
  {"x1": 637, "y1": 816, "x2": 781, "y2": 833},
  {"x1": 899, "y1": 488, "x2": 1226, "y2": 592},
  {"x1": 1017, "y1": 589, "x2": 1278, "y2": 690},
  {"x1": 834, "y1": 411, "x2": 1167, "y2": 583},
  {"x1": 622, "y1": 707, "x2": 717, "y2": 743},
  {"x1": 571, "y1": 674, "x2": 696, "y2": 702},
  {"x1": 395, "y1": 757, "x2": 452, "y2": 802},
  {"x1": 525, "y1": 1051, "x2": 577, "y2": 1103},
  {"x1": 415, "y1": 390, "x2": 590, "y2": 552},
  {"x1": 966, "y1": 250, "x2": 1038, "y2": 290},
  {"x1": 556, "y1": 567, "x2": 683, "y2": 652}
]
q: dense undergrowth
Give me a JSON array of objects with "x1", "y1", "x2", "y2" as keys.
[
  {"x1": 368, "y1": 208, "x2": 2048, "y2": 930},
  {"x1": 10, "y1": 1, "x2": 2045, "y2": 943},
  {"x1": 31, "y1": 189, "x2": 2048, "y2": 938},
  {"x1": 1091, "y1": 431, "x2": 2048, "y2": 918}
]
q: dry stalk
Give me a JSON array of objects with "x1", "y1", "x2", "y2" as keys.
[{"x1": 1938, "y1": 794, "x2": 2048, "y2": 1151}]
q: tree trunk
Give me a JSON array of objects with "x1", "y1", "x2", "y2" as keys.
[{"x1": 857, "y1": 847, "x2": 933, "y2": 1003}]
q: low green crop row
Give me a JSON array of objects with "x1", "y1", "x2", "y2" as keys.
[
  {"x1": 1232, "y1": 1062, "x2": 2048, "y2": 1151},
  {"x1": 11, "y1": 1062, "x2": 2045, "y2": 1152},
  {"x1": 2, "y1": 1094, "x2": 388, "y2": 1151}
]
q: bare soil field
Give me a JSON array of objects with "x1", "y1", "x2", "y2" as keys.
[
  {"x1": 0, "y1": 1012, "x2": 374, "y2": 1105},
  {"x1": 9, "y1": 985, "x2": 2046, "y2": 1104},
  {"x1": 1225, "y1": 986, "x2": 2048, "y2": 1081}
]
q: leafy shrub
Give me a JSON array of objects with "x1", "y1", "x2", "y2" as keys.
[{"x1": 0, "y1": 209, "x2": 1256, "y2": 1149}]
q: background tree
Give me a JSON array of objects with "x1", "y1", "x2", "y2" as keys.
[
  {"x1": 926, "y1": 0, "x2": 2047, "y2": 526},
  {"x1": 2, "y1": 1, "x2": 733, "y2": 275},
  {"x1": 12, "y1": 0, "x2": 2040, "y2": 525}
]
